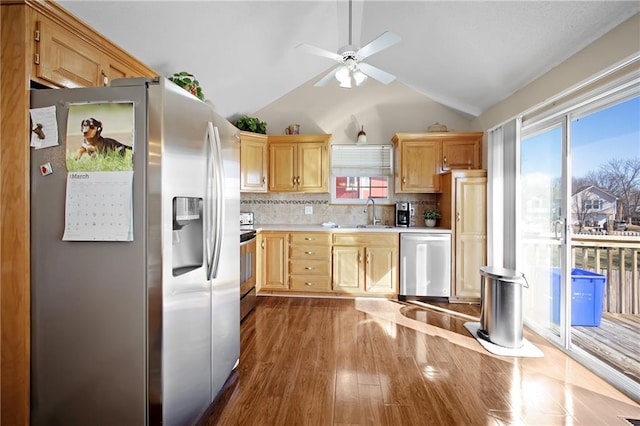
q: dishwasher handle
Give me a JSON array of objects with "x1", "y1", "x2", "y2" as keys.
[{"x1": 401, "y1": 233, "x2": 451, "y2": 242}]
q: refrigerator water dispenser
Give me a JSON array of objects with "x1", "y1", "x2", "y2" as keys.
[{"x1": 172, "y1": 197, "x2": 203, "y2": 276}]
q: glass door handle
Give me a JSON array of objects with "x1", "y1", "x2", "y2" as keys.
[{"x1": 553, "y1": 219, "x2": 565, "y2": 240}]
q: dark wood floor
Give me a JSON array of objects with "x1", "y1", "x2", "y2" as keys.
[{"x1": 200, "y1": 296, "x2": 640, "y2": 425}]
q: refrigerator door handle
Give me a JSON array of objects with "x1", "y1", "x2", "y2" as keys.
[
  {"x1": 207, "y1": 122, "x2": 225, "y2": 280},
  {"x1": 205, "y1": 124, "x2": 214, "y2": 279}
]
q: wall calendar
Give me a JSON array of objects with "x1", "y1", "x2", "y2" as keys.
[{"x1": 63, "y1": 171, "x2": 133, "y2": 241}]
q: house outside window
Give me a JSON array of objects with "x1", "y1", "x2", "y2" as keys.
[
  {"x1": 335, "y1": 176, "x2": 388, "y2": 199},
  {"x1": 571, "y1": 185, "x2": 618, "y2": 229},
  {"x1": 583, "y1": 199, "x2": 604, "y2": 210}
]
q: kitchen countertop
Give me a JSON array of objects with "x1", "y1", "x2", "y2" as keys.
[{"x1": 253, "y1": 224, "x2": 452, "y2": 234}]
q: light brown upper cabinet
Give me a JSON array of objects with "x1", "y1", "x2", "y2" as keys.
[
  {"x1": 31, "y1": 5, "x2": 155, "y2": 89},
  {"x1": 268, "y1": 134, "x2": 330, "y2": 193},
  {"x1": 393, "y1": 137, "x2": 442, "y2": 193},
  {"x1": 441, "y1": 135, "x2": 482, "y2": 171},
  {"x1": 34, "y1": 16, "x2": 103, "y2": 87},
  {"x1": 392, "y1": 132, "x2": 483, "y2": 193},
  {"x1": 240, "y1": 131, "x2": 268, "y2": 192}
]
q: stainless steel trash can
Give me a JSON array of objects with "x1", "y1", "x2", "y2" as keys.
[{"x1": 479, "y1": 266, "x2": 526, "y2": 349}]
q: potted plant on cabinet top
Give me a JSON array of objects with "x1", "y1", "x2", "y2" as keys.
[
  {"x1": 422, "y1": 209, "x2": 441, "y2": 227},
  {"x1": 168, "y1": 72, "x2": 205, "y2": 100},
  {"x1": 233, "y1": 115, "x2": 267, "y2": 134}
]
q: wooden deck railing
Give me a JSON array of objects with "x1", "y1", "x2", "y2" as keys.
[{"x1": 571, "y1": 233, "x2": 640, "y2": 315}]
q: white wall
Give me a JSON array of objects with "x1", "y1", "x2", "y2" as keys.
[
  {"x1": 473, "y1": 13, "x2": 640, "y2": 132},
  {"x1": 254, "y1": 77, "x2": 477, "y2": 144}
]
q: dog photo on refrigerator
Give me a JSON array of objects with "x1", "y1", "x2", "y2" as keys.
[
  {"x1": 75, "y1": 117, "x2": 132, "y2": 160},
  {"x1": 66, "y1": 103, "x2": 134, "y2": 172}
]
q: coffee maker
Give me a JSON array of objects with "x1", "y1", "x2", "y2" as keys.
[{"x1": 395, "y1": 202, "x2": 414, "y2": 227}]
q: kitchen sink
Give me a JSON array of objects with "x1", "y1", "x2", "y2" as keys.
[{"x1": 327, "y1": 224, "x2": 394, "y2": 229}]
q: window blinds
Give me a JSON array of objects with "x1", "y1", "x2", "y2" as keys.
[{"x1": 331, "y1": 145, "x2": 393, "y2": 176}]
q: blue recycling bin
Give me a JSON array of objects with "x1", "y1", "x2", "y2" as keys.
[{"x1": 552, "y1": 268, "x2": 606, "y2": 326}]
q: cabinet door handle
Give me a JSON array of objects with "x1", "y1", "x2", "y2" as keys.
[
  {"x1": 305, "y1": 251, "x2": 314, "y2": 255},
  {"x1": 262, "y1": 176, "x2": 266, "y2": 184},
  {"x1": 305, "y1": 282, "x2": 314, "y2": 286},
  {"x1": 297, "y1": 176, "x2": 301, "y2": 185},
  {"x1": 304, "y1": 237, "x2": 314, "y2": 241},
  {"x1": 402, "y1": 177, "x2": 406, "y2": 184},
  {"x1": 261, "y1": 241, "x2": 265, "y2": 249},
  {"x1": 443, "y1": 155, "x2": 447, "y2": 164},
  {"x1": 457, "y1": 212, "x2": 461, "y2": 222},
  {"x1": 305, "y1": 266, "x2": 314, "y2": 270},
  {"x1": 358, "y1": 254, "x2": 362, "y2": 263}
]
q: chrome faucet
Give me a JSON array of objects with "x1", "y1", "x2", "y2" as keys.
[{"x1": 364, "y1": 197, "x2": 381, "y2": 225}]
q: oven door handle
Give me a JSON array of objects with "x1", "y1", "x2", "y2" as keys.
[{"x1": 240, "y1": 236, "x2": 256, "y2": 247}]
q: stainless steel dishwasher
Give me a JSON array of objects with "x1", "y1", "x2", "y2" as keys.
[{"x1": 399, "y1": 233, "x2": 451, "y2": 300}]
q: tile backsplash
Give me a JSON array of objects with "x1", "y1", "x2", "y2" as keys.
[{"x1": 241, "y1": 192, "x2": 437, "y2": 226}]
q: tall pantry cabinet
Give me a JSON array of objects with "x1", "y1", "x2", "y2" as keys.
[
  {"x1": 1, "y1": 2, "x2": 156, "y2": 423},
  {"x1": 438, "y1": 170, "x2": 487, "y2": 302}
]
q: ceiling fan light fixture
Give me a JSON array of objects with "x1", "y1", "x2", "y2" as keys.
[
  {"x1": 336, "y1": 66, "x2": 353, "y2": 88},
  {"x1": 339, "y1": 78, "x2": 352, "y2": 89},
  {"x1": 336, "y1": 66, "x2": 350, "y2": 83},
  {"x1": 353, "y1": 70, "x2": 368, "y2": 86}
]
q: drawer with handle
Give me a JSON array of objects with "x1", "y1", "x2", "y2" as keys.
[
  {"x1": 289, "y1": 276, "x2": 332, "y2": 292},
  {"x1": 289, "y1": 245, "x2": 331, "y2": 260},
  {"x1": 290, "y1": 232, "x2": 331, "y2": 245},
  {"x1": 289, "y1": 260, "x2": 331, "y2": 276}
]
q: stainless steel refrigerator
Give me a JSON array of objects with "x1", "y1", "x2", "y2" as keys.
[{"x1": 30, "y1": 77, "x2": 240, "y2": 425}]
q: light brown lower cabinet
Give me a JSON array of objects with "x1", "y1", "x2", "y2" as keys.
[
  {"x1": 259, "y1": 232, "x2": 289, "y2": 290},
  {"x1": 257, "y1": 231, "x2": 398, "y2": 297},
  {"x1": 332, "y1": 233, "x2": 398, "y2": 296},
  {"x1": 288, "y1": 232, "x2": 332, "y2": 292}
]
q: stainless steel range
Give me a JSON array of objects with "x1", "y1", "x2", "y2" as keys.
[{"x1": 240, "y1": 212, "x2": 256, "y2": 320}]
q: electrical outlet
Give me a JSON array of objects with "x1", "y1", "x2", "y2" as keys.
[{"x1": 304, "y1": 205, "x2": 313, "y2": 215}]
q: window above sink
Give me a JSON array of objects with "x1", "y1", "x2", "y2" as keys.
[{"x1": 330, "y1": 144, "x2": 394, "y2": 205}]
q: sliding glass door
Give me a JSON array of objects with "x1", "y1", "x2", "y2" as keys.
[
  {"x1": 517, "y1": 90, "x2": 639, "y2": 399},
  {"x1": 520, "y1": 120, "x2": 570, "y2": 344}
]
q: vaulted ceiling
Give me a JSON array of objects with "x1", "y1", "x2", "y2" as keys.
[{"x1": 59, "y1": 1, "x2": 640, "y2": 120}]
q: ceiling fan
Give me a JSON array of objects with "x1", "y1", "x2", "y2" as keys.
[{"x1": 296, "y1": 0, "x2": 401, "y2": 88}]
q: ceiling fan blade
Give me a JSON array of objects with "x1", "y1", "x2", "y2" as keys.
[
  {"x1": 314, "y1": 67, "x2": 341, "y2": 87},
  {"x1": 358, "y1": 62, "x2": 396, "y2": 85},
  {"x1": 296, "y1": 43, "x2": 342, "y2": 62},
  {"x1": 356, "y1": 31, "x2": 401, "y2": 60}
]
